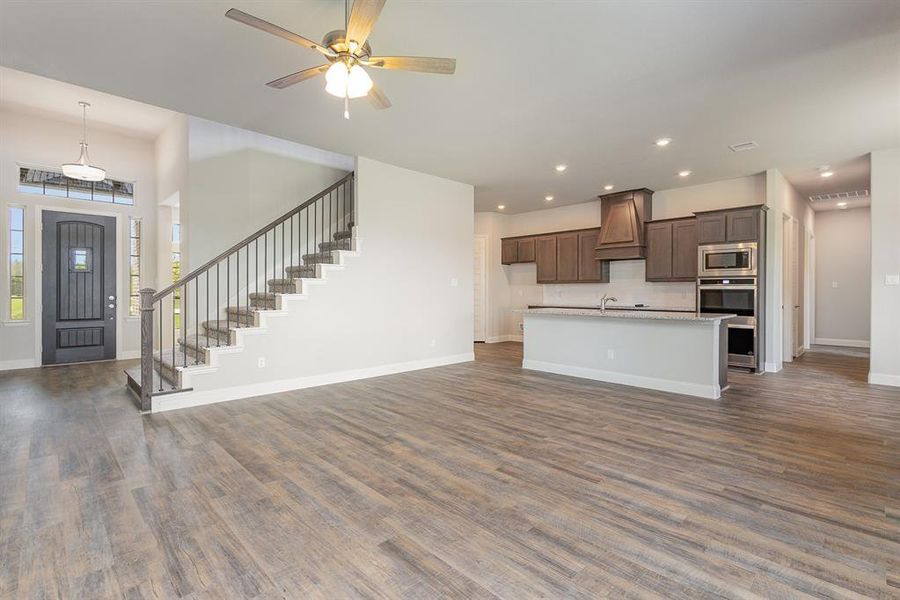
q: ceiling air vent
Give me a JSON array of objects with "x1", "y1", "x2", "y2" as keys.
[
  {"x1": 729, "y1": 141, "x2": 759, "y2": 152},
  {"x1": 809, "y1": 190, "x2": 869, "y2": 203}
]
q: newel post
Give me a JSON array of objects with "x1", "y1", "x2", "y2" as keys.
[{"x1": 139, "y1": 288, "x2": 156, "y2": 412}]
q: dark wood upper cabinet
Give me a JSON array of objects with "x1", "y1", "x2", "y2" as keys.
[
  {"x1": 726, "y1": 209, "x2": 759, "y2": 242},
  {"x1": 577, "y1": 229, "x2": 609, "y2": 282},
  {"x1": 696, "y1": 206, "x2": 765, "y2": 244},
  {"x1": 697, "y1": 213, "x2": 727, "y2": 244},
  {"x1": 501, "y1": 239, "x2": 518, "y2": 264},
  {"x1": 672, "y1": 219, "x2": 698, "y2": 279},
  {"x1": 536, "y1": 235, "x2": 558, "y2": 282},
  {"x1": 645, "y1": 218, "x2": 697, "y2": 282},
  {"x1": 556, "y1": 232, "x2": 579, "y2": 282},
  {"x1": 517, "y1": 237, "x2": 535, "y2": 262},
  {"x1": 645, "y1": 222, "x2": 673, "y2": 280}
]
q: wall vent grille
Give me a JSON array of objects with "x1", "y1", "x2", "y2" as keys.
[
  {"x1": 809, "y1": 190, "x2": 869, "y2": 202},
  {"x1": 728, "y1": 141, "x2": 759, "y2": 152}
]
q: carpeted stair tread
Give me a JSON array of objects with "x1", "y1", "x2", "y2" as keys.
[
  {"x1": 302, "y1": 252, "x2": 335, "y2": 265},
  {"x1": 178, "y1": 334, "x2": 221, "y2": 353},
  {"x1": 285, "y1": 265, "x2": 317, "y2": 277},
  {"x1": 318, "y1": 239, "x2": 351, "y2": 252},
  {"x1": 333, "y1": 229, "x2": 353, "y2": 240}
]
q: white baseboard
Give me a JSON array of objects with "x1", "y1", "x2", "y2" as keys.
[
  {"x1": 118, "y1": 350, "x2": 141, "y2": 360},
  {"x1": 522, "y1": 358, "x2": 721, "y2": 400},
  {"x1": 486, "y1": 334, "x2": 523, "y2": 343},
  {"x1": 153, "y1": 352, "x2": 475, "y2": 413},
  {"x1": 0, "y1": 358, "x2": 38, "y2": 372},
  {"x1": 764, "y1": 362, "x2": 782, "y2": 373},
  {"x1": 868, "y1": 372, "x2": 900, "y2": 387},
  {"x1": 814, "y1": 338, "x2": 870, "y2": 348}
]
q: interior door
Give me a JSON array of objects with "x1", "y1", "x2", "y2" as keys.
[
  {"x1": 473, "y1": 236, "x2": 487, "y2": 342},
  {"x1": 42, "y1": 211, "x2": 117, "y2": 365}
]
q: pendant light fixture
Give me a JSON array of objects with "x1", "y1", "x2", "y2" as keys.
[{"x1": 62, "y1": 101, "x2": 106, "y2": 182}]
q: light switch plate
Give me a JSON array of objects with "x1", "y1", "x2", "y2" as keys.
[
  {"x1": 832, "y1": 281, "x2": 839, "y2": 288},
  {"x1": 886, "y1": 274, "x2": 900, "y2": 286}
]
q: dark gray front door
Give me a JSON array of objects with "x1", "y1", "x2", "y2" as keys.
[{"x1": 42, "y1": 211, "x2": 117, "y2": 365}]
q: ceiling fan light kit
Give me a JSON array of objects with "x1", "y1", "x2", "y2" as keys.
[{"x1": 226, "y1": 0, "x2": 456, "y2": 118}]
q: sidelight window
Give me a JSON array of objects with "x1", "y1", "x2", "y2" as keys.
[
  {"x1": 129, "y1": 217, "x2": 142, "y2": 316},
  {"x1": 8, "y1": 206, "x2": 25, "y2": 321}
]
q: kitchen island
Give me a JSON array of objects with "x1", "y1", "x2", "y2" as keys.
[{"x1": 522, "y1": 307, "x2": 734, "y2": 399}]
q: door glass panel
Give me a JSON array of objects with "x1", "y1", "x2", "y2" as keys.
[{"x1": 70, "y1": 248, "x2": 92, "y2": 272}]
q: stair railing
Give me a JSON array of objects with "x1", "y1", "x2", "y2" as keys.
[{"x1": 137, "y1": 172, "x2": 354, "y2": 410}]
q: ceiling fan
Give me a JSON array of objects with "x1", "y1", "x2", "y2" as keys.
[{"x1": 226, "y1": 0, "x2": 456, "y2": 119}]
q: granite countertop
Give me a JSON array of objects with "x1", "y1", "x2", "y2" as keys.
[
  {"x1": 522, "y1": 307, "x2": 736, "y2": 322},
  {"x1": 528, "y1": 304, "x2": 695, "y2": 313}
]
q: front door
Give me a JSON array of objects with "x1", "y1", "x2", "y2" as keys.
[{"x1": 42, "y1": 211, "x2": 117, "y2": 365}]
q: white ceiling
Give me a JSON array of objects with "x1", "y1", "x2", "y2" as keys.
[
  {"x1": 782, "y1": 154, "x2": 871, "y2": 212},
  {"x1": 0, "y1": 67, "x2": 174, "y2": 139},
  {"x1": 1, "y1": 1, "x2": 898, "y2": 213}
]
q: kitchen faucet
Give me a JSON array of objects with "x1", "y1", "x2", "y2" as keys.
[{"x1": 599, "y1": 293, "x2": 618, "y2": 312}]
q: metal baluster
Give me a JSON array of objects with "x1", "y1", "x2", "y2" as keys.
[
  {"x1": 281, "y1": 222, "x2": 285, "y2": 281},
  {"x1": 226, "y1": 255, "x2": 230, "y2": 335},
  {"x1": 206, "y1": 270, "x2": 209, "y2": 350},
  {"x1": 158, "y1": 299, "x2": 163, "y2": 391},
  {"x1": 246, "y1": 242, "x2": 250, "y2": 315},
  {"x1": 264, "y1": 231, "x2": 268, "y2": 294},
  {"x1": 290, "y1": 216, "x2": 293, "y2": 281},
  {"x1": 236, "y1": 248, "x2": 240, "y2": 331},
  {"x1": 255, "y1": 238, "x2": 259, "y2": 300},
  {"x1": 171, "y1": 289, "x2": 175, "y2": 380},
  {"x1": 195, "y1": 278, "x2": 199, "y2": 365},
  {"x1": 216, "y1": 262, "x2": 220, "y2": 346},
  {"x1": 182, "y1": 283, "x2": 187, "y2": 368}
]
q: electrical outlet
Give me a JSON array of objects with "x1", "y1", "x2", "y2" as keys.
[
  {"x1": 450, "y1": 277, "x2": 458, "y2": 287},
  {"x1": 257, "y1": 357, "x2": 266, "y2": 368},
  {"x1": 430, "y1": 339, "x2": 436, "y2": 348},
  {"x1": 607, "y1": 349, "x2": 615, "y2": 360},
  {"x1": 886, "y1": 274, "x2": 900, "y2": 286},
  {"x1": 832, "y1": 281, "x2": 839, "y2": 288}
]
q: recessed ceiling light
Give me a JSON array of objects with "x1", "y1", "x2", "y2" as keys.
[
  {"x1": 655, "y1": 138, "x2": 672, "y2": 147},
  {"x1": 555, "y1": 164, "x2": 567, "y2": 172},
  {"x1": 544, "y1": 195, "x2": 554, "y2": 201},
  {"x1": 820, "y1": 171, "x2": 834, "y2": 178},
  {"x1": 497, "y1": 205, "x2": 505, "y2": 210},
  {"x1": 604, "y1": 184, "x2": 614, "y2": 191},
  {"x1": 678, "y1": 170, "x2": 691, "y2": 177},
  {"x1": 836, "y1": 201, "x2": 848, "y2": 207}
]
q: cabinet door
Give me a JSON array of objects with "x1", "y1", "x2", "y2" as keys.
[
  {"x1": 726, "y1": 209, "x2": 759, "y2": 242},
  {"x1": 672, "y1": 219, "x2": 698, "y2": 279},
  {"x1": 697, "y1": 213, "x2": 727, "y2": 244},
  {"x1": 517, "y1": 237, "x2": 535, "y2": 262},
  {"x1": 645, "y1": 222, "x2": 673, "y2": 280},
  {"x1": 501, "y1": 239, "x2": 518, "y2": 264},
  {"x1": 556, "y1": 232, "x2": 579, "y2": 282},
  {"x1": 577, "y1": 229, "x2": 607, "y2": 281},
  {"x1": 536, "y1": 236, "x2": 558, "y2": 282}
]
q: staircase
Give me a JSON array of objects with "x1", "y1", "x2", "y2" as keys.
[{"x1": 125, "y1": 174, "x2": 356, "y2": 411}]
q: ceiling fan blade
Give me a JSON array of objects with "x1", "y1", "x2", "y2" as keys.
[
  {"x1": 366, "y1": 56, "x2": 456, "y2": 74},
  {"x1": 225, "y1": 8, "x2": 335, "y2": 56},
  {"x1": 346, "y1": 0, "x2": 385, "y2": 51},
  {"x1": 368, "y1": 83, "x2": 391, "y2": 110},
  {"x1": 266, "y1": 65, "x2": 329, "y2": 89}
]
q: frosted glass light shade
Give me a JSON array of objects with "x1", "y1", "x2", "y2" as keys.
[
  {"x1": 62, "y1": 143, "x2": 106, "y2": 182},
  {"x1": 324, "y1": 62, "x2": 373, "y2": 99}
]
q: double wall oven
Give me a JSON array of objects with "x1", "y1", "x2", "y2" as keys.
[{"x1": 697, "y1": 243, "x2": 760, "y2": 369}]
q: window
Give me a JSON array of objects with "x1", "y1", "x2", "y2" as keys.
[
  {"x1": 128, "y1": 217, "x2": 142, "y2": 316},
  {"x1": 172, "y1": 223, "x2": 181, "y2": 329},
  {"x1": 18, "y1": 167, "x2": 134, "y2": 205},
  {"x1": 8, "y1": 206, "x2": 25, "y2": 321}
]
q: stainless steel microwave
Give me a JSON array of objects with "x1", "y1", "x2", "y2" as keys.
[{"x1": 698, "y1": 242, "x2": 757, "y2": 277}]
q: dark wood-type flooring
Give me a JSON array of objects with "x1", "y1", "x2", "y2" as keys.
[{"x1": 0, "y1": 344, "x2": 898, "y2": 598}]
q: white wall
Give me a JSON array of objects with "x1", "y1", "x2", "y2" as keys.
[
  {"x1": 814, "y1": 207, "x2": 870, "y2": 346},
  {"x1": 868, "y1": 148, "x2": 900, "y2": 387},
  {"x1": 184, "y1": 117, "x2": 352, "y2": 270},
  {"x1": 154, "y1": 114, "x2": 187, "y2": 292},
  {"x1": 174, "y1": 156, "x2": 475, "y2": 401},
  {"x1": 0, "y1": 108, "x2": 158, "y2": 368},
  {"x1": 477, "y1": 174, "x2": 766, "y2": 338}
]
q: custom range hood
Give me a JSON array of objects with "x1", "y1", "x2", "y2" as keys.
[{"x1": 595, "y1": 188, "x2": 654, "y2": 260}]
